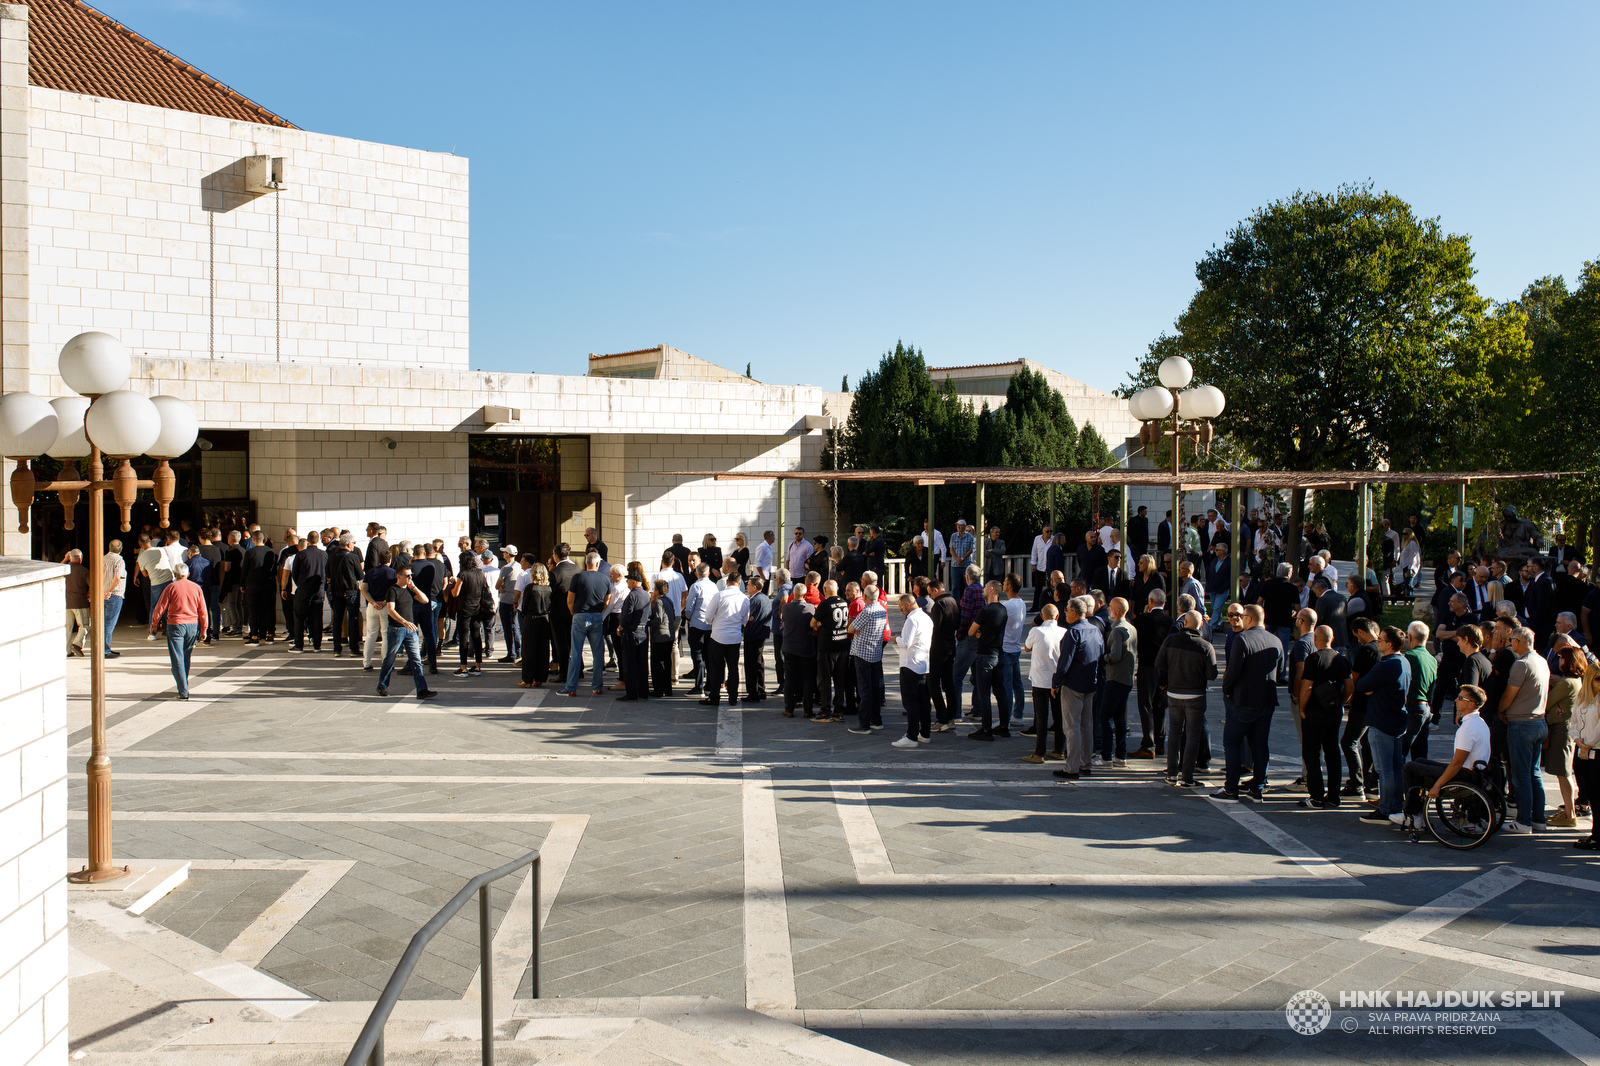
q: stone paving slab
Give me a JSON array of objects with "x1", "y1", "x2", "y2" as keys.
[{"x1": 65, "y1": 635, "x2": 1600, "y2": 1064}]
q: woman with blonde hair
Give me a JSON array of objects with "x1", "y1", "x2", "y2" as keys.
[
  {"x1": 518, "y1": 563, "x2": 553, "y2": 688},
  {"x1": 731, "y1": 533, "x2": 751, "y2": 582},
  {"x1": 1571, "y1": 653, "x2": 1600, "y2": 848},
  {"x1": 699, "y1": 534, "x2": 723, "y2": 575}
]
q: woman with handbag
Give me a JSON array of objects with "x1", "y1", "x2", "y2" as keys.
[{"x1": 449, "y1": 551, "x2": 494, "y2": 677}]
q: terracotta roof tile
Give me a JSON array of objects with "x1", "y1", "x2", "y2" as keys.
[{"x1": 21, "y1": 0, "x2": 294, "y2": 128}]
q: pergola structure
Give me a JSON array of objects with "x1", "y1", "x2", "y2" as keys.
[{"x1": 658, "y1": 466, "x2": 1570, "y2": 603}]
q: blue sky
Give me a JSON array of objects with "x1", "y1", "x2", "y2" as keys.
[{"x1": 94, "y1": 1, "x2": 1600, "y2": 394}]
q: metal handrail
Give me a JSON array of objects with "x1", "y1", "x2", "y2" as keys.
[{"x1": 344, "y1": 849, "x2": 541, "y2": 1066}]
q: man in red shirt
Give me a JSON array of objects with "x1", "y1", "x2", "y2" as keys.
[{"x1": 151, "y1": 562, "x2": 209, "y2": 701}]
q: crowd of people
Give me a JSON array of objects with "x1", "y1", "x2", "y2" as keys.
[{"x1": 58, "y1": 508, "x2": 1599, "y2": 850}]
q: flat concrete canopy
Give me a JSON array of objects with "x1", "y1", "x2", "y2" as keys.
[{"x1": 659, "y1": 467, "x2": 1570, "y2": 490}]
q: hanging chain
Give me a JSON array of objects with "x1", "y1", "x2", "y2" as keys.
[
  {"x1": 274, "y1": 189, "x2": 281, "y2": 362},
  {"x1": 208, "y1": 212, "x2": 215, "y2": 360}
]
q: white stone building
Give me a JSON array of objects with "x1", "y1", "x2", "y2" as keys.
[{"x1": 1, "y1": 0, "x2": 1136, "y2": 568}]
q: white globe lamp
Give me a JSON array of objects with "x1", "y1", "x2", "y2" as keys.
[
  {"x1": 1137, "y1": 386, "x2": 1174, "y2": 421},
  {"x1": 84, "y1": 390, "x2": 161, "y2": 458},
  {"x1": 147, "y1": 396, "x2": 199, "y2": 459},
  {"x1": 47, "y1": 396, "x2": 92, "y2": 458},
  {"x1": 1156, "y1": 355, "x2": 1193, "y2": 390},
  {"x1": 58, "y1": 332, "x2": 131, "y2": 397},
  {"x1": 0, "y1": 392, "x2": 60, "y2": 458},
  {"x1": 1190, "y1": 385, "x2": 1226, "y2": 420}
]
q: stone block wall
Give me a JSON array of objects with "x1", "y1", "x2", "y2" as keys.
[
  {"x1": 251, "y1": 430, "x2": 469, "y2": 549},
  {"x1": 27, "y1": 85, "x2": 469, "y2": 391},
  {"x1": 0, "y1": 558, "x2": 68, "y2": 1066}
]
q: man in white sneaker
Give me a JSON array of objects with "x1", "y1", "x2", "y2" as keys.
[
  {"x1": 891, "y1": 594, "x2": 932, "y2": 749},
  {"x1": 1021, "y1": 604, "x2": 1066, "y2": 763},
  {"x1": 1399, "y1": 684, "x2": 1492, "y2": 829}
]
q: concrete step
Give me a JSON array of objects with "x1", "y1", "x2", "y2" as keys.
[{"x1": 71, "y1": 898, "x2": 903, "y2": 1065}]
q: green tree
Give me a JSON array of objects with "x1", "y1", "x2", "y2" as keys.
[
  {"x1": 979, "y1": 368, "x2": 1080, "y2": 545},
  {"x1": 1122, "y1": 184, "x2": 1513, "y2": 557}
]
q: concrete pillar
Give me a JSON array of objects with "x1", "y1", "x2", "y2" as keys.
[
  {"x1": 0, "y1": 5, "x2": 29, "y2": 556},
  {"x1": 974, "y1": 483, "x2": 985, "y2": 575}
]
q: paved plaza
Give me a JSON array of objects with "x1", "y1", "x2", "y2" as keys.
[{"x1": 63, "y1": 622, "x2": 1600, "y2": 1064}]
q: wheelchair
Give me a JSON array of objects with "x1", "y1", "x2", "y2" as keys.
[{"x1": 1407, "y1": 762, "x2": 1507, "y2": 850}]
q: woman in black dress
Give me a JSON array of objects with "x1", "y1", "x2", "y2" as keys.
[
  {"x1": 731, "y1": 533, "x2": 751, "y2": 581},
  {"x1": 519, "y1": 563, "x2": 553, "y2": 687}
]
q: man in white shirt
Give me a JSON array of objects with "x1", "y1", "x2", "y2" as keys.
[
  {"x1": 1317, "y1": 551, "x2": 1339, "y2": 590},
  {"x1": 1400, "y1": 683, "x2": 1494, "y2": 826},
  {"x1": 1022, "y1": 603, "x2": 1067, "y2": 762},
  {"x1": 915, "y1": 522, "x2": 947, "y2": 581},
  {"x1": 786, "y1": 527, "x2": 812, "y2": 577},
  {"x1": 653, "y1": 552, "x2": 689, "y2": 614},
  {"x1": 701, "y1": 574, "x2": 751, "y2": 708},
  {"x1": 1098, "y1": 518, "x2": 1116, "y2": 552},
  {"x1": 891, "y1": 594, "x2": 933, "y2": 749},
  {"x1": 754, "y1": 530, "x2": 775, "y2": 588},
  {"x1": 103, "y1": 540, "x2": 127, "y2": 657},
  {"x1": 682, "y1": 564, "x2": 720, "y2": 693},
  {"x1": 1030, "y1": 525, "x2": 1053, "y2": 609}
]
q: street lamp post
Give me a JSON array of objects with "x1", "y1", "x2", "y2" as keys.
[
  {"x1": 0, "y1": 332, "x2": 197, "y2": 883},
  {"x1": 1127, "y1": 356, "x2": 1226, "y2": 601}
]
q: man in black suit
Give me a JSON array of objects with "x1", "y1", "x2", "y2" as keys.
[
  {"x1": 364, "y1": 523, "x2": 389, "y2": 572},
  {"x1": 1131, "y1": 588, "x2": 1173, "y2": 757},
  {"x1": 1157, "y1": 511, "x2": 1173, "y2": 561},
  {"x1": 1129, "y1": 506, "x2": 1150, "y2": 561},
  {"x1": 841, "y1": 537, "x2": 868, "y2": 589},
  {"x1": 1525, "y1": 557, "x2": 1556, "y2": 653},
  {"x1": 1096, "y1": 549, "x2": 1132, "y2": 605},
  {"x1": 1215, "y1": 603, "x2": 1283, "y2": 801},
  {"x1": 549, "y1": 543, "x2": 579, "y2": 670}
]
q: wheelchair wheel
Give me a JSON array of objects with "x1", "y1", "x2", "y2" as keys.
[{"x1": 1428, "y1": 781, "x2": 1497, "y2": 850}]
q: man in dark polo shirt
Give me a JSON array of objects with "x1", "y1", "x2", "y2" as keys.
[
  {"x1": 376, "y1": 564, "x2": 437, "y2": 700},
  {"x1": 197, "y1": 529, "x2": 224, "y2": 644},
  {"x1": 360, "y1": 550, "x2": 397, "y2": 671}
]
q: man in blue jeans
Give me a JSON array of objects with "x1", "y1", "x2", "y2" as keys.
[
  {"x1": 377, "y1": 565, "x2": 438, "y2": 700},
  {"x1": 1000, "y1": 573, "x2": 1027, "y2": 725},
  {"x1": 949, "y1": 567, "x2": 986, "y2": 719},
  {"x1": 1353, "y1": 625, "x2": 1412, "y2": 822},
  {"x1": 102, "y1": 540, "x2": 126, "y2": 658},
  {"x1": 565, "y1": 552, "x2": 611, "y2": 697},
  {"x1": 1497, "y1": 627, "x2": 1550, "y2": 833},
  {"x1": 1205, "y1": 543, "x2": 1231, "y2": 633},
  {"x1": 150, "y1": 562, "x2": 207, "y2": 700}
]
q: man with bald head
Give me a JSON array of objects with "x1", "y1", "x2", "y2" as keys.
[{"x1": 1295, "y1": 625, "x2": 1352, "y2": 808}]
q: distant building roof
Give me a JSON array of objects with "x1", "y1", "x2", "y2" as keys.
[{"x1": 22, "y1": 0, "x2": 295, "y2": 128}]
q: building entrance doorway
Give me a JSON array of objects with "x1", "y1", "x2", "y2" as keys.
[{"x1": 468, "y1": 435, "x2": 594, "y2": 562}]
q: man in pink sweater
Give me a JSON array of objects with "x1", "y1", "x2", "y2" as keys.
[{"x1": 151, "y1": 562, "x2": 209, "y2": 701}]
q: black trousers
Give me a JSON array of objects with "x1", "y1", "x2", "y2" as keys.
[
  {"x1": 1223, "y1": 707, "x2": 1273, "y2": 794},
  {"x1": 521, "y1": 615, "x2": 552, "y2": 684},
  {"x1": 623, "y1": 636, "x2": 649, "y2": 698},
  {"x1": 1032, "y1": 686, "x2": 1064, "y2": 756},
  {"x1": 774, "y1": 638, "x2": 786, "y2": 691},
  {"x1": 901, "y1": 667, "x2": 930, "y2": 740},
  {"x1": 1300, "y1": 710, "x2": 1343, "y2": 805},
  {"x1": 281, "y1": 590, "x2": 296, "y2": 639},
  {"x1": 785, "y1": 653, "x2": 815, "y2": 714},
  {"x1": 650, "y1": 640, "x2": 675, "y2": 696},
  {"x1": 550, "y1": 608, "x2": 572, "y2": 670},
  {"x1": 1136, "y1": 666, "x2": 1167, "y2": 751},
  {"x1": 929, "y1": 648, "x2": 957, "y2": 724},
  {"x1": 1031, "y1": 571, "x2": 1048, "y2": 609},
  {"x1": 687, "y1": 627, "x2": 709, "y2": 690},
  {"x1": 248, "y1": 584, "x2": 277, "y2": 639},
  {"x1": 705, "y1": 639, "x2": 741, "y2": 705},
  {"x1": 1166, "y1": 695, "x2": 1207, "y2": 782},
  {"x1": 743, "y1": 636, "x2": 768, "y2": 699},
  {"x1": 459, "y1": 613, "x2": 487, "y2": 666},
  {"x1": 1402, "y1": 758, "x2": 1457, "y2": 816},
  {"x1": 331, "y1": 591, "x2": 362, "y2": 653},
  {"x1": 292, "y1": 592, "x2": 324, "y2": 650},
  {"x1": 202, "y1": 586, "x2": 221, "y2": 641},
  {"x1": 1341, "y1": 706, "x2": 1368, "y2": 786},
  {"x1": 818, "y1": 644, "x2": 851, "y2": 713}
]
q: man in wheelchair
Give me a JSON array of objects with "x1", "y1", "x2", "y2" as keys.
[{"x1": 1399, "y1": 684, "x2": 1494, "y2": 829}]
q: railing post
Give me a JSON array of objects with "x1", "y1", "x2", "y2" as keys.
[
  {"x1": 480, "y1": 883, "x2": 493, "y2": 1066},
  {"x1": 531, "y1": 856, "x2": 541, "y2": 999}
]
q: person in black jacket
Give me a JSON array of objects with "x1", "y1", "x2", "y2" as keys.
[
  {"x1": 926, "y1": 579, "x2": 961, "y2": 728},
  {"x1": 742, "y1": 578, "x2": 772, "y2": 702},
  {"x1": 451, "y1": 552, "x2": 495, "y2": 676},
  {"x1": 1216, "y1": 604, "x2": 1283, "y2": 800},
  {"x1": 616, "y1": 572, "x2": 651, "y2": 701},
  {"x1": 548, "y1": 544, "x2": 578, "y2": 672},
  {"x1": 329, "y1": 532, "x2": 365, "y2": 657},
  {"x1": 780, "y1": 588, "x2": 817, "y2": 718},
  {"x1": 1525, "y1": 557, "x2": 1556, "y2": 653},
  {"x1": 1132, "y1": 589, "x2": 1174, "y2": 758},
  {"x1": 1129, "y1": 506, "x2": 1149, "y2": 561}
]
